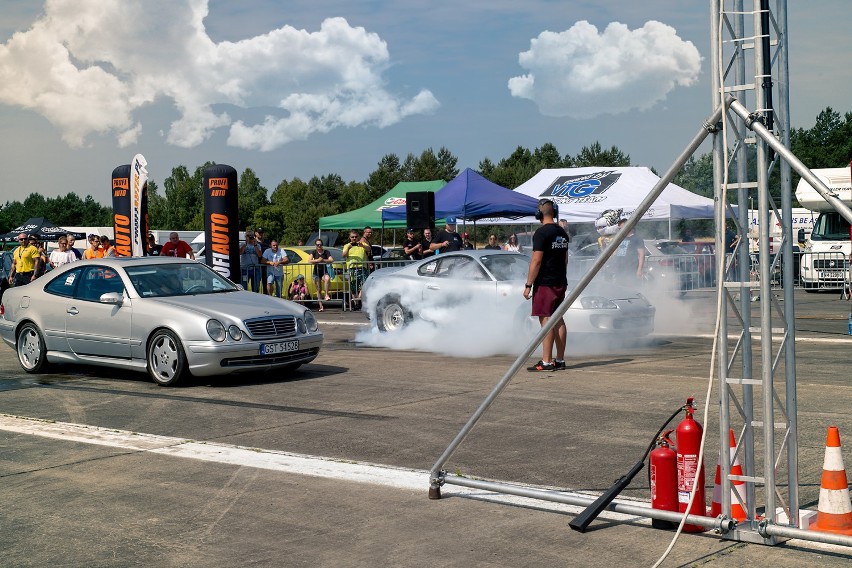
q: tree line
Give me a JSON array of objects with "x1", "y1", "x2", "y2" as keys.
[{"x1": 3, "y1": 107, "x2": 851, "y2": 245}]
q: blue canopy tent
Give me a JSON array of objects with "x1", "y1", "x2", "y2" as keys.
[{"x1": 380, "y1": 168, "x2": 540, "y2": 226}]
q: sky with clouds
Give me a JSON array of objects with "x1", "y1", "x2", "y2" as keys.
[{"x1": 1, "y1": 0, "x2": 850, "y2": 205}]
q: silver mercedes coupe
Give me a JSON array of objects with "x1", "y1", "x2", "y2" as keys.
[{"x1": 0, "y1": 257, "x2": 323, "y2": 386}]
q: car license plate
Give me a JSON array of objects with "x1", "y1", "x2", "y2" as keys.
[
  {"x1": 818, "y1": 271, "x2": 843, "y2": 279},
  {"x1": 260, "y1": 340, "x2": 299, "y2": 355}
]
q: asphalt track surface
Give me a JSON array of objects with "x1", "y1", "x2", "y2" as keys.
[{"x1": 1, "y1": 288, "x2": 852, "y2": 566}]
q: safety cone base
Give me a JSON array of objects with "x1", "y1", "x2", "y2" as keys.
[{"x1": 811, "y1": 426, "x2": 852, "y2": 536}]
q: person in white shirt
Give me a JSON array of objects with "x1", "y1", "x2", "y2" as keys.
[
  {"x1": 49, "y1": 237, "x2": 78, "y2": 268},
  {"x1": 262, "y1": 240, "x2": 288, "y2": 297}
]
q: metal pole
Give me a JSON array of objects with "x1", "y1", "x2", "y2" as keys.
[
  {"x1": 429, "y1": 102, "x2": 727, "y2": 495},
  {"x1": 441, "y1": 475, "x2": 736, "y2": 532},
  {"x1": 727, "y1": 98, "x2": 852, "y2": 225},
  {"x1": 751, "y1": 2, "x2": 778, "y2": 525},
  {"x1": 776, "y1": 0, "x2": 800, "y2": 527}
]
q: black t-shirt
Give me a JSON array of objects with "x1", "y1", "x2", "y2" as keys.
[
  {"x1": 484, "y1": 244, "x2": 501, "y2": 250},
  {"x1": 615, "y1": 233, "x2": 645, "y2": 273},
  {"x1": 149, "y1": 244, "x2": 162, "y2": 256},
  {"x1": 310, "y1": 249, "x2": 332, "y2": 278},
  {"x1": 432, "y1": 230, "x2": 463, "y2": 252},
  {"x1": 403, "y1": 238, "x2": 422, "y2": 260},
  {"x1": 532, "y1": 223, "x2": 569, "y2": 286}
]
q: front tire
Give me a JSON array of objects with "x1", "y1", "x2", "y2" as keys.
[
  {"x1": 376, "y1": 296, "x2": 410, "y2": 332},
  {"x1": 17, "y1": 322, "x2": 48, "y2": 373},
  {"x1": 147, "y1": 330, "x2": 188, "y2": 386}
]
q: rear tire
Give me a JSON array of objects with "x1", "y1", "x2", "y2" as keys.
[
  {"x1": 376, "y1": 296, "x2": 410, "y2": 332},
  {"x1": 16, "y1": 322, "x2": 48, "y2": 373},
  {"x1": 147, "y1": 329, "x2": 188, "y2": 386}
]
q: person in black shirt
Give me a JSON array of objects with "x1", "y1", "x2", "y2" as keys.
[
  {"x1": 525, "y1": 199, "x2": 569, "y2": 372},
  {"x1": 484, "y1": 234, "x2": 501, "y2": 250},
  {"x1": 420, "y1": 229, "x2": 435, "y2": 258},
  {"x1": 430, "y1": 217, "x2": 463, "y2": 253},
  {"x1": 462, "y1": 232, "x2": 475, "y2": 250},
  {"x1": 403, "y1": 228, "x2": 422, "y2": 260},
  {"x1": 147, "y1": 233, "x2": 162, "y2": 256},
  {"x1": 614, "y1": 218, "x2": 646, "y2": 281}
]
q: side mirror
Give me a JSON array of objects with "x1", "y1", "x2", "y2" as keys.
[
  {"x1": 99, "y1": 292, "x2": 124, "y2": 305},
  {"x1": 797, "y1": 228, "x2": 805, "y2": 242}
]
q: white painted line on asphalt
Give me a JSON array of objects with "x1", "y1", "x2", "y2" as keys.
[
  {"x1": 317, "y1": 321, "x2": 368, "y2": 326},
  {"x1": 0, "y1": 413, "x2": 643, "y2": 524},
  {"x1": 654, "y1": 333, "x2": 852, "y2": 344},
  {"x1": 3, "y1": 413, "x2": 850, "y2": 553}
]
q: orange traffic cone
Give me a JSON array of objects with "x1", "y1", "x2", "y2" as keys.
[
  {"x1": 811, "y1": 426, "x2": 852, "y2": 535},
  {"x1": 711, "y1": 429, "x2": 747, "y2": 521}
]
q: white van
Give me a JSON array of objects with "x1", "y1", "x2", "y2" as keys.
[{"x1": 795, "y1": 168, "x2": 852, "y2": 289}]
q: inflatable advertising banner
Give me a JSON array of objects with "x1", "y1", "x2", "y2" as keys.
[
  {"x1": 111, "y1": 159, "x2": 149, "y2": 257},
  {"x1": 129, "y1": 154, "x2": 149, "y2": 256},
  {"x1": 111, "y1": 164, "x2": 132, "y2": 256},
  {"x1": 202, "y1": 164, "x2": 240, "y2": 281}
]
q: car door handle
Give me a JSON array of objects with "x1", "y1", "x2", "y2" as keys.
[
  {"x1": 67, "y1": 307, "x2": 79, "y2": 315},
  {"x1": 426, "y1": 284, "x2": 440, "y2": 290}
]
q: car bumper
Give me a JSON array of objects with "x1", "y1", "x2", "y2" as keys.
[{"x1": 183, "y1": 333, "x2": 324, "y2": 376}]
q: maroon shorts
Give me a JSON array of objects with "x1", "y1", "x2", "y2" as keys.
[{"x1": 531, "y1": 285, "x2": 567, "y2": 317}]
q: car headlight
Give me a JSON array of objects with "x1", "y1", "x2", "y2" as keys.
[
  {"x1": 206, "y1": 319, "x2": 226, "y2": 341},
  {"x1": 580, "y1": 296, "x2": 618, "y2": 309},
  {"x1": 228, "y1": 325, "x2": 242, "y2": 341},
  {"x1": 304, "y1": 310, "x2": 318, "y2": 332}
]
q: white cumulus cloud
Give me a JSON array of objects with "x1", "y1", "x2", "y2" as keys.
[
  {"x1": 508, "y1": 20, "x2": 701, "y2": 119},
  {"x1": 0, "y1": 0, "x2": 439, "y2": 150}
]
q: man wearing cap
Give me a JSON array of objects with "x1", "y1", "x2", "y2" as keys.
[
  {"x1": 403, "y1": 228, "x2": 422, "y2": 260},
  {"x1": 147, "y1": 233, "x2": 162, "y2": 256},
  {"x1": 8, "y1": 233, "x2": 42, "y2": 287},
  {"x1": 430, "y1": 217, "x2": 463, "y2": 253}
]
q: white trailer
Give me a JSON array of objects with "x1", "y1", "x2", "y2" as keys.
[
  {"x1": 746, "y1": 208, "x2": 816, "y2": 255},
  {"x1": 795, "y1": 167, "x2": 852, "y2": 289}
]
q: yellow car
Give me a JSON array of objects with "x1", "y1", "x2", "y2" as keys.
[{"x1": 277, "y1": 246, "x2": 347, "y2": 301}]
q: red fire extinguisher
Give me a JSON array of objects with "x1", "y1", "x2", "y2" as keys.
[
  {"x1": 650, "y1": 429, "x2": 677, "y2": 529},
  {"x1": 676, "y1": 397, "x2": 706, "y2": 532}
]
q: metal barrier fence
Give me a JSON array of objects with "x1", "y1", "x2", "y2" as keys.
[
  {"x1": 234, "y1": 251, "x2": 851, "y2": 307},
  {"x1": 237, "y1": 259, "x2": 414, "y2": 310}
]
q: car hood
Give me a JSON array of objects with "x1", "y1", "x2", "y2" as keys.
[
  {"x1": 569, "y1": 280, "x2": 645, "y2": 302},
  {"x1": 148, "y1": 291, "x2": 303, "y2": 319}
]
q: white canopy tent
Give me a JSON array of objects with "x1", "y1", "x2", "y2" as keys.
[{"x1": 474, "y1": 167, "x2": 717, "y2": 229}]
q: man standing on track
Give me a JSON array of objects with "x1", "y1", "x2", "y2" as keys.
[{"x1": 524, "y1": 199, "x2": 569, "y2": 373}]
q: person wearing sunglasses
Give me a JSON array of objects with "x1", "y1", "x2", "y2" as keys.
[
  {"x1": 8, "y1": 233, "x2": 43, "y2": 287},
  {"x1": 49, "y1": 237, "x2": 77, "y2": 269},
  {"x1": 309, "y1": 240, "x2": 334, "y2": 311}
]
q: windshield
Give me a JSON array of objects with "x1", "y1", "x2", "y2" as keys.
[
  {"x1": 126, "y1": 262, "x2": 237, "y2": 297},
  {"x1": 480, "y1": 254, "x2": 530, "y2": 281},
  {"x1": 810, "y1": 212, "x2": 851, "y2": 241}
]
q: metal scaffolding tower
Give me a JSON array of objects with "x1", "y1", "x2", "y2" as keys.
[{"x1": 710, "y1": 0, "x2": 798, "y2": 544}]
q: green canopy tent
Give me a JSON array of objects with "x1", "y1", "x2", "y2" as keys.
[{"x1": 318, "y1": 180, "x2": 446, "y2": 231}]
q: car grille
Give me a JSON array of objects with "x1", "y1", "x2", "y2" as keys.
[
  {"x1": 813, "y1": 258, "x2": 849, "y2": 269},
  {"x1": 221, "y1": 348, "x2": 319, "y2": 367},
  {"x1": 244, "y1": 316, "x2": 297, "y2": 339}
]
